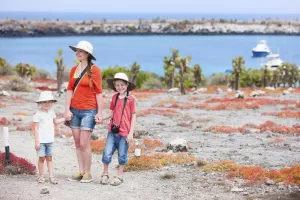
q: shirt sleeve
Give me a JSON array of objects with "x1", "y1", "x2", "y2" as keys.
[
  {"x1": 110, "y1": 94, "x2": 118, "y2": 110},
  {"x1": 91, "y1": 66, "x2": 102, "y2": 94},
  {"x1": 67, "y1": 67, "x2": 76, "y2": 90},
  {"x1": 33, "y1": 112, "x2": 40, "y2": 122}
]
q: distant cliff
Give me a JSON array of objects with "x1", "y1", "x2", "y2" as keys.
[{"x1": 1, "y1": 18, "x2": 300, "y2": 37}]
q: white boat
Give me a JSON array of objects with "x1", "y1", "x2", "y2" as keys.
[
  {"x1": 264, "y1": 54, "x2": 283, "y2": 70},
  {"x1": 252, "y1": 40, "x2": 271, "y2": 57}
]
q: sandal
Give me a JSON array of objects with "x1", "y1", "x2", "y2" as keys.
[
  {"x1": 37, "y1": 176, "x2": 45, "y2": 183},
  {"x1": 49, "y1": 177, "x2": 58, "y2": 184},
  {"x1": 110, "y1": 176, "x2": 123, "y2": 186},
  {"x1": 100, "y1": 174, "x2": 109, "y2": 185}
]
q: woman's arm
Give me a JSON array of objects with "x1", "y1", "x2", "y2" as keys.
[
  {"x1": 64, "y1": 90, "x2": 73, "y2": 120},
  {"x1": 95, "y1": 93, "x2": 104, "y2": 123}
]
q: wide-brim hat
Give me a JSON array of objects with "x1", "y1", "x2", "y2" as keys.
[
  {"x1": 36, "y1": 91, "x2": 57, "y2": 103},
  {"x1": 107, "y1": 72, "x2": 136, "y2": 92},
  {"x1": 69, "y1": 40, "x2": 96, "y2": 61}
]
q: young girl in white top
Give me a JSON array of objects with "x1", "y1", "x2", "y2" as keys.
[{"x1": 33, "y1": 91, "x2": 65, "y2": 184}]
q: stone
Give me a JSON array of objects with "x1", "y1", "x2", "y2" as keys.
[
  {"x1": 40, "y1": 187, "x2": 50, "y2": 194},
  {"x1": 167, "y1": 138, "x2": 188, "y2": 152},
  {"x1": 231, "y1": 186, "x2": 244, "y2": 192}
]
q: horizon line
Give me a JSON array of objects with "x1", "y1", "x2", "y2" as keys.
[{"x1": 0, "y1": 10, "x2": 300, "y2": 15}]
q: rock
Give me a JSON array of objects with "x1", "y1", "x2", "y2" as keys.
[
  {"x1": 157, "y1": 122, "x2": 165, "y2": 126},
  {"x1": 265, "y1": 86, "x2": 275, "y2": 90},
  {"x1": 196, "y1": 88, "x2": 207, "y2": 93},
  {"x1": 167, "y1": 138, "x2": 188, "y2": 152},
  {"x1": 283, "y1": 90, "x2": 290, "y2": 95},
  {"x1": 227, "y1": 88, "x2": 233, "y2": 92},
  {"x1": 40, "y1": 187, "x2": 50, "y2": 194},
  {"x1": 231, "y1": 186, "x2": 244, "y2": 192},
  {"x1": 250, "y1": 91, "x2": 259, "y2": 97},
  {"x1": 235, "y1": 90, "x2": 244, "y2": 99},
  {"x1": 265, "y1": 178, "x2": 275, "y2": 185},
  {"x1": 167, "y1": 88, "x2": 179, "y2": 93},
  {"x1": 216, "y1": 88, "x2": 223, "y2": 94},
  {"x1": 0, "y1": 90, "x2": 10, "y2": 96}
]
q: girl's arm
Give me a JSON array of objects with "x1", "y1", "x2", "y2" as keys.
[
  {"x1": 127, "y1": 113, "x2": 136, "y2": 141},
  {"x1": 54, "y1": 117, "x2": 66, "y2": 125},
  {"x1": 33, "y1": 122, "x2": 40, "y2": 150}
]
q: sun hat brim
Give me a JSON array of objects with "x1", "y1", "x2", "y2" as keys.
[
  {"x1": 106, "y1": 78, "x2": 136, "y2": 92},
  {"x1": 69, "y1": 45, "x2": 96, "y2": 61},
  {"x1": 35, "y1": 99, "x2": 57, "y2": 103}
]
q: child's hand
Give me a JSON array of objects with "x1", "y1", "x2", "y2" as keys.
[
  {"x1": 94, "y1": 113, "x2": 103, "y2": 124},
  {"x1": 64, "y1": 110, "x2": 72, "y2": 121},
  {"x1": 35, "y1": 142, "x2": 40, "y2": 150},
  {"x1": 126, "y1": 133, "x2": 134, "y2": 143}
]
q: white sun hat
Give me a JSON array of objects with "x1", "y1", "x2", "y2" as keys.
[
  {"x1": 69, "y1": 40, "x2": 96, "y2": 60},
  {"x1": 106, "y1": 72, "x2": 136, "y2": 92},
  {"x1": 36, "y1": 91, "x2": 57, "y2": 103}
]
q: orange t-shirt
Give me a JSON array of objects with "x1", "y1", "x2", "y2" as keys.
[{"x1": 67, "y1": 65, "x2": 102, "y2": 110}]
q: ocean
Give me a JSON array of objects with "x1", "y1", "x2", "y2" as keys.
[
  {"x1": 1, "y1": 35, "x2": 300, "y2": 76},
  {"x1": 0, "y1": 12, "x2": 299, "y2": 76}
]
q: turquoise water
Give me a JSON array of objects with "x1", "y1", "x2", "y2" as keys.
[{"x1": 1, "y1": 35, "x2": 300, "y2": 76}]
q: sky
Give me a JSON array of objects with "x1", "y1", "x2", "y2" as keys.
[{"x1": 0, "y1": 0, "x2": 300, "y2": 13}]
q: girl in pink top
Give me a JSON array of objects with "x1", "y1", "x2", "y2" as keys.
[{"x1": 97, "y1": 72, "x2": 136, "y2": 186}]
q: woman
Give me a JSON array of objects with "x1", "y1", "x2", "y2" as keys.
[{"x1": 65, "y1": 40, "x2": 103, "y2": 183}]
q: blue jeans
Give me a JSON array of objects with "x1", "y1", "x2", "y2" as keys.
[
  {"x1": 70, "y1": 107, "x2": 97, "y2": 132},
  {"x1": 102, "y1": 132, "x2": 129, "y2": 165},
  {"x1": 36, "y1": 143, "x2": 53, "y2": 157}
]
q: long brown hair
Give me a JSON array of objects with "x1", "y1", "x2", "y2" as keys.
[{"x1": 87, "y1": 55, "x2": 94, "y2": 92}]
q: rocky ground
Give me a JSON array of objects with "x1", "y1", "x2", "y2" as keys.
[{"x1": 0, "y1": 88, "x2": 300, "y2": 200}]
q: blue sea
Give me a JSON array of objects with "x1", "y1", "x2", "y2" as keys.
[
  {"x1": 1, "y1": 35, "x2": 300, "y2": 76},
  {"x1": 0, "y1": 12, "x2": 299, "y2": 76}
]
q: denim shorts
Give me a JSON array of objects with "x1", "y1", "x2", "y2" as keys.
[
  {"x1": 36, "y1": 143, "x2": 53, "y2": 157},
  {"x1": 102, "y1": 132, "x2": 129, "y2": 165},
  {"x1": 70, "y1": 107, "x2": 97, "y2": 132}
]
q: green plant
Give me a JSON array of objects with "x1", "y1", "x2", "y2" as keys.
[{"x1": 55, "y1": 49, "x2": 65, "y2": 91}]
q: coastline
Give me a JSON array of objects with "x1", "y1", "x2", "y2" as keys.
[{"x1": 1, "y1": 18, "x2": 300, "y2": 37}]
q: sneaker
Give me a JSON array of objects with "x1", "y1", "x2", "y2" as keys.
[
  {"x1": 80, "y1": 173, "x2": 93, "y2": 183},
  {"x1": 68, "y1": 173, "x2": 83, "y2": 182}
]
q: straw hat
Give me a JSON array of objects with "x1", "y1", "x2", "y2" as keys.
[
  {"x1": 36, "y1": 91, "x2": 57, "y2": 103},
  {"x1": 106, "y1": 73, "x2": 136, "y2": 92},
  {"x1": 69, "y1": 40, "x2": 96, "y2": 61}
]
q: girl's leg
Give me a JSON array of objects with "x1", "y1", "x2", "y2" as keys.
[
  {"x1": 38, "y1": 157, "x2": 45, "y2": 177},
  {"x1": 72, "y1": 128, "x2": 84, "y2": 174},
  {"x1": 117, "y1": 165, "x2": 125, "y2": 178},
  {"x1": 117, "y1": 136, "x2": 129, "y2": 178},
  {"x1": 103, "y1": 164, "x2": 109, "y2": 175},
  {"x1": 45, "y1": 156, "x2": 53, "y2": 177},
  {"x1": 79, "y1": 130, "x2": 92, "y2": 175}
]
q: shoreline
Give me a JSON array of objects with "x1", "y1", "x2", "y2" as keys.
[{"x1": 1, "y1": 18, "x2": 300, "y2": 37}]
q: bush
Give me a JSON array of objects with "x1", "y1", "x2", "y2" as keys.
[
  {"x1": 141, "y1": 77, "x2": 163, "y2": 89},
  {"x1": 0, "y1": 57, "x2": 14, "y2": 76},
  {"x1": 206, "y1": 73, "x2": 229, "y2": 86},
  {"x1": 4, "y1": 75, "x2": 31, "y2": 92},
  {"x1": 35, "y1": 69, "x2": 51, "y2": 79}
]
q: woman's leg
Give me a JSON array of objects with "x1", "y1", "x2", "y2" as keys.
[
  {"x1": 79, "y1": 130, "x2": 92, "y2": 175},
  {"x1": 72, "y1": 128, "x2": 84, "y2": 174}
]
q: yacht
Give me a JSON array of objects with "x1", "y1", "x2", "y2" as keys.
[
  {"x1": 264, "y1": 54, "x2": 283, "y2": 70},
  {"x1": 252, "y1": 40, "x2": 271, "y2": 57}
]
